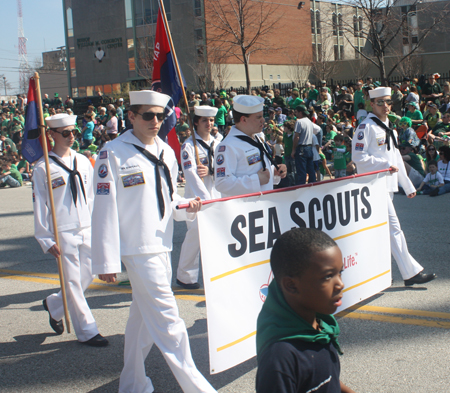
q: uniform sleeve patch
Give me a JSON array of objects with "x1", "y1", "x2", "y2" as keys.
[
  {"x1": 98, "y1": 164, "x2": 108, "y2": 178},
  {"x1": 355, "y1": 143, "x2": 364, "y2": 151},
  {"x1": 218, "y1": 145, "x2": 226, "y2": 152},
  {"x1": 121, "y1": 172, "x2": 145, "y2": 188},
  {"x1": 183, "y1": 160, "x2": 192, "y2": 169},
  {"x1": 216, "y1": 154, "x2": 225, "y2": 165},
  {"x1": 51, "y1": 176, "x2": 66, "y2": 189},
  {"x1": 247, "y1": 153, "x2": 261, "y2": 166},
  {"x1": 99, "y1": 150, "x2": 108, "y2": 159},
  {"x1": 216, "y1": 167, "x2": 226, "y2": 178},
  {"x1": 182, "y1": 151, "x2": 189, "y2": 160},
  {"x1": 358, "y1": 123, "x2": 366, "y2": 129},
  {"x1": 357, "y1": 131, "x2": 364, "y2": 140},
  {"x1": 97, "y1": 183, "x2": 110, "y2": 195}
]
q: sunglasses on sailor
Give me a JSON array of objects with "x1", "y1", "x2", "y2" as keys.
[
  {"x1": 375, "y1": 99, "x2": 393, "y2": 106},
  {"x1": 134, "y1": 111, "x2": 166, "y2": 122},
  {"x1": 52, "y1": 128, "x2": 76, "y2": 138}
]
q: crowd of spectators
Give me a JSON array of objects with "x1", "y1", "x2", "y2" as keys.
[{"x1": 1, "y1": 73, "x2": 449, "y2": 197}]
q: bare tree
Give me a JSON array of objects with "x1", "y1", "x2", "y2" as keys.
[
  {"x1": 209, "y1": 49, "x2": 232, "y2": 90},
  {"x1": 339, "y1": 0, "x2": 450, "y2": 85},
  {"x1": 310, "y1": 38, "x2": 341, "y2": 82},
  {"x1": 392, "y1": 49, "x2": 424, "y2": 79},
  {"x1": 287, "y1": 53, "x2": 311, "y2": 86},
  {"x1": 187, "y1": 58, "x2": 210, "y2": 92},
  {"x1": 135, "y1": 36, "x2": 154, "y2": 86},
  {"x1": 349, "y1": 56, "x2": 371, "y2": 81},
  {"x1": 204, "y1": 0, "x2": 283, "y2": 93}
]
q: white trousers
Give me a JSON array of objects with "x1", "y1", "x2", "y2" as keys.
[
  {"x1": 177, "y1": 219, "x2": 200, "y2": 284},
  {"x1": 119, "y1": 253, "x2": 216, "y2": 393},
  {"x1": 46, "y1": 227, "x2": 99, "y2": 342},
  {"x1": 388, "y1": 193, "x2": 423, "y2": 280}
]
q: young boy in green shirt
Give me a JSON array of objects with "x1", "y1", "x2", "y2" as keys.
[
  {"x1": 332, "y1": 134, "x2": 347, "y2": 178},
  {"x1": 256, "y1": 228, "x2": 355, "y2": 393},
  {"x1": 0, "y1": 158, "x2": 23, "y2": 187}
]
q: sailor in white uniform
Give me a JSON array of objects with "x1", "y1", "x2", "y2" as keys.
[
  {"x1": 91, "y1": 90, "x2": 216, "y2": 393},
  {"x1": 352, "y1": 86, "x2": 436, "y2": 286},
  {"x1": 33, "y1": 113, "x2": 107, "y2": 346},
  {"x1": 177, "y1": 106, "x2": 221, "y2": 289},
  {"x1": 214, "y1": 95, "x2": 286, "y2": 198}
]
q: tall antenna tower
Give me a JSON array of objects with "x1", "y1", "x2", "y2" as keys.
[{"x1": 17, "y1": 0, "x2": 29, "y2": 93}]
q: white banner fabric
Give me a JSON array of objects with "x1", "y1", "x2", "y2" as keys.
[{"x1": 197, "y1": 172, "x2": 391, "y2": 374}]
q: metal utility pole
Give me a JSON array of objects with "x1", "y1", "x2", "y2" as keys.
[
  {"x1": 17, "y1": 0, "x2": 29, "y2": 93},
  {"x1": 3, "y1": 77, "x2": 7, "y2": 95}
]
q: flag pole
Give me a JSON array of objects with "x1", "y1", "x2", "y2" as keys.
[
  {"x1": 158, "y1": 0, "x2": 201, "y2": 166},
  {"x1": 33, "y1": 72, "x2": 71, "y2": 333}
]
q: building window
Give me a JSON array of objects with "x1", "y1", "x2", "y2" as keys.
[
  {"x1": 128, "y1": 39, "x2": 135, "y2": 71},
  {"x1": 411, "y1": 36, "x2": 418, "y2": 44},
  {"x1": 70, "y1": 56, "x2": 76, "y2": 77},
  {"x1": 317, "y1": 44, "x2": 322, "y2": 62},
  {"x1": 194, "y1": 0, "x2": 202, "y2": 17},
  {"x1": 195, "y1": 28, "x2": 203, "y2": 40},
  {"x1": 269, "y1": 75, "x2": 273, "y2": 80},
  {"x1": 78, "y1": 86, "x2": 86, "y2": 97},
  {"x1": 86, "y1": 86, "x2": 94, "y2": 97},
  {"x1": 71, "y1": 87, "x2": 78, "y2": 98},
  {"x1": 311, "y1": 9, "x2": 315, "y2": 34},
  {"x1": 135, "y1": 0, "x2": 171, "y2": 26},
  {"x1": 66, "y1": 6, "x2": 73, "y2": 37},
  {"x1": 316, "y1": 11, "x2": 321, "y2": 35},
  {"x1": 332, "y1": 13, "x2": 337, "y2": 36},
  {"x1": 277, "y1": 75, "x2": 281, "y2": 80},
  {"x1": 103, "y1": 84, "x2": 112, "y2": 94},
  {"x1": 112, "y1": 83, "x2": 121, "y2": 94},
  {"x1": 95, "y1": 85, "x2": 104, "y2": 95},
  {"x1": 338, "y1": 14, "x2": 343, "y2": 36},
  {"x1": 125, "y1": 0, "x2": 133, "y2": 28}
]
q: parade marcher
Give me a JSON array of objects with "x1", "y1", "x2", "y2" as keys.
[
  {"x1": 215, "y1": 95, "x2": 286, "y2": 198},
  {"x1": 352, "y1": 87, "x2": 436, "y2": 286},
  {"x1": 33, "y1": 113, "x2": 107, "y2": 346},
  {"x1": 91, "y1": 90, "x2": 216, "y2": 393},
  {"x1": 177, "y1": 105, "x2": 221, "y2": 290}
]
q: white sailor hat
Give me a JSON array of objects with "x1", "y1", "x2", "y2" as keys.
[
  {"x1": 130, "y1": 90, "x2": 171, "y2": 107},
  {"x1": 233, "y1": 95, "x2": 264, "y2": 114},
  {"x1": 369, "y1": 87, "x2": 391, "y2": 99},
  {"x1": 194, "y1": 105, "x2": 218, "y2": 117},
  {"x1": 45, "y1": 113, "x2": 77, "y2": 129}
]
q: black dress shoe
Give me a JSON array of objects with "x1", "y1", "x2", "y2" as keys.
[
  {"x1": 404, "y1": 272, "x2": 437, "y2": 286},
  {"x1": 176, "y1": 279, "x2": 200, "y2": 290},
  {"x1": 43, "y1": 299, "x2": 64, "y2": 335},
  {"x1": 429, "y1": 188, "x2": 440, "y2": 197},
  {"x1": 82, "y1": 334, "x2": 109, "y2": 347}
]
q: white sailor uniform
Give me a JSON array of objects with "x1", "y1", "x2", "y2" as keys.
[
  {"x1": 352, "y1": 113, "x2": 423, "y2": 280},
  {"x1": 91, "y1": 131, "x2": 216, "y2": 393},
  {"x1": 214, "y1": 125, "x2": 279, "y2": 198},
  {"x1": 33, "y1": 149, "x2": 99, "y2": 342},
  {"x1": 177, "y1": 133, "x2": 221, "y2": 285}
]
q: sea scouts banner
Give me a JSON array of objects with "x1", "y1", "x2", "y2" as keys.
[{"x1": 197, "y1": 171, "x2": 391, "y2": 374}]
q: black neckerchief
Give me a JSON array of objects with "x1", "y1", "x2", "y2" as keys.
[
  {"x1": 235, "y1": 135, "x2": 279, "y2": 170},
  {"x1": 49, "y1": 155, "x2": 86, "y2": 207},
  {"x1": 370, "y1": 116, "x2": 399, "y2": 151},
  {"x1": 196, "y1": 138, "x2": 214, "y2": 175},
  {"x1": 133, "y1": 144, "x2": 173, "y2": 219}
]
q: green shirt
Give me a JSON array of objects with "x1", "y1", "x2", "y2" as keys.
[
  {"x1": 308, "y1": 89, "x2": 319, "y2": 101},
  {"x1": 406, "y1": 153, "x2": 425, "y2": 177},
  {"x1": 215, "y1": 106, "x2": 227, "y2": 126},
  {"x1": 333, "y1": 146, "x2": 347, "y2": 170},
  {"x1": 283, "y1": 132, "x2": 294, "y2": 156},
  {"x1": 406, "y1": 110, "x2": 423, "y2": 121},
  {"x1": 431, "y1": 122, "x2": 450, "y2": 136},
  {"x1": 353, "y1": 90, "x2": 365, "y2": 113},
  {"x1": 3, "y1": 167, "x2": 23, "y2": 185},
  {"x1": 176, "y1": 122, "x2": 190, "y2": 134},
  {"x1": 288, "y1": 97, "x2": 304, "y2": 110},
  {"x1": 272, "y1": 96, "x2": 286, "y2": 108},
  {"x1": 324, "y1": 130, "x2": 337, "y2": 143}
]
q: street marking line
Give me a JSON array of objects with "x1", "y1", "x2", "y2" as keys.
[
  {"x1": 351, "y1": 305, "x2": 450, "y2": 320},
  {"x1": 0, "y1": 268, "x2": 105, "y2": 284},
  {"x1": 333, "y1": 221, "x2": 388, "y2": 241},
  {"x1": 342, "y1": 312, "x2": 450, "y2": 329},
  {"x1": 342, "y1": 270, "x2": 391, "y2": 293},
  {"x1": 217, "y1": 331, "x2": 256, "y2": 352},
  {"x1": 0, "y1": 274, "x2": 57, "y2": 285}
]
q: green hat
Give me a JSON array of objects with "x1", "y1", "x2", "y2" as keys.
[
  {"x1": 13, "y1": 116, "x2": 20, "y2": 122},
  {"x1": 292, "y1": 88, "x2": 299, "y2": 92},
  {"x1": 387, "y1": 113, "x2": 400, "y2": 124},
  {"x1": 87, "y1": 144, "x2": 97, "y2": 152},
  {"x1": 399, "y1": 116, "x2": 412, "y2": 128},
  {"x1": 54, "y1": 93, "x2": 59, "y2": 97},
  {"x1": 295, "y1": 105, "x2": 310, "y2": 115}
]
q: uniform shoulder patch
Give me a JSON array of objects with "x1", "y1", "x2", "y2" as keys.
[
  {"x1": 355, "y1": 143, "x2": 364, "y2": 151},
  {"x1": 216, "y1": 167, "x2": 225, "y2": 178},
  {"x1": 358, "y1": 123, "x2": 366, "y2": 129},
  {"x1": 216, "y1": 154, "x2": 225, "y2": 165},
  {"x1": 183, "y1": 160, "x2": 192, "y2": 170},
  {"x1": 357, "y1": 131, "x2": 364, "y2": 140},
  {"x1": 99, "y1": 150, "x2": 108, "y2": 159},
  {"x1": 218, "y1": 145, "x2": 226, "y2": 152},
  {"x1": 182, "y1": 151, "x2": 189, "y2": 160},
  {"x1": 98, "y1": 164, "x2": 108, "y2": 178},
  {"x1": 97, "y1": 183, "x2": 110, "y2": 195}
]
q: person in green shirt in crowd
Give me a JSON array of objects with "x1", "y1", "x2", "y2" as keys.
[
  {"x1": 429, "y1": 112, "x2": 450, "y2": 144},
  {"x1": 215, "y1": 98, "x2": 227, "y2": 134},
  {"x1": 405, "y1": 102, "x2": 423, "y2": 126},
  {"x1": 176, "y1": 114, "x2": 190, "y2": 135},
  {"x1": 17, "y1": 154, "x2": 31, "y2": 181},
  {"x1": 1, "y1": 112, "x2": 10, "y2": 136},
  {"x1": 322, "y1": 123, "x2": 337, "y2": 160},
  {"x1": 305, "y1": 84, "x2": 319, "y2": 108},
  {"x1": 422, "y1": 74, "x2": 443, "y2": 106},
  {"x1": 272, "y1": 89, "x2": 286, "y2": 110},
  {"x1": 0, "y1": 135, "x2": 17, "y2": 153},
  {"x1": 353, "y1": 81, "x2": 365, "y2": 115},
  {"x1": 0, "y1": 158, "x2": 22, "y2": 187},
  {"x1": 288, "y1": 89, "x2": 304, "y2": 110},
  {"x1": 332, "y1": 134, "x2": 347, "y2": 178},
  {"x1": 423, "y1": 103, "x2": 441, "y2": 130}
]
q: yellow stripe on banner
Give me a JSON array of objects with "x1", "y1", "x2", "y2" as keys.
[
  {"x1": 217, "y1": 330, "x2": 256, "y2": 352},
  {"x1": 333, "y1": 221, "x2": 388, "y2": 241},
  {"x1": 342, "y1": 270, "x2": 390, "y2": 293},
  {"x1": 210, "y1": 260, "x2": 270, "y2": 282}
]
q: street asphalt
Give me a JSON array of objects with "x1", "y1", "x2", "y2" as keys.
[{"x1": 1, "y1": 182, "x2": 449, "y2": 392}]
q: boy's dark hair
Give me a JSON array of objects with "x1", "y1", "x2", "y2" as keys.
[
  {"x1": 358, "y1": 103, "x2": 364, "y2": 109},
  {"x1": 334, "y1": 134, "x2": 345, "y2": 143},
  {"x1": 232, "y1": 109, "x2": 250, "y2": 124},
  {"x1": 270, "y1": 228, "x2": 337, "y2": 284},
  {"x1": 428, "y1": 160, "x2": 437, "y2": 167}
]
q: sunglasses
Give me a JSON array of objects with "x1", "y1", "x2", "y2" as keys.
[
  {"x1": 135, "y1": 111, "x2": 166, "y2": 122},
  {"x1": 375, "y1": 99, "x2": 393, "y2": 106},
  {"x1": 428, "y1": 148, "x2": 436, "y2": 151},
  {"x1": 53, "y1": 128, "x2": 76, "y2": 138}
]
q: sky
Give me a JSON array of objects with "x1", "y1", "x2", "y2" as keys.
[{"x1": 0, "y1": 0, "x2": 65, "y2": 95}]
